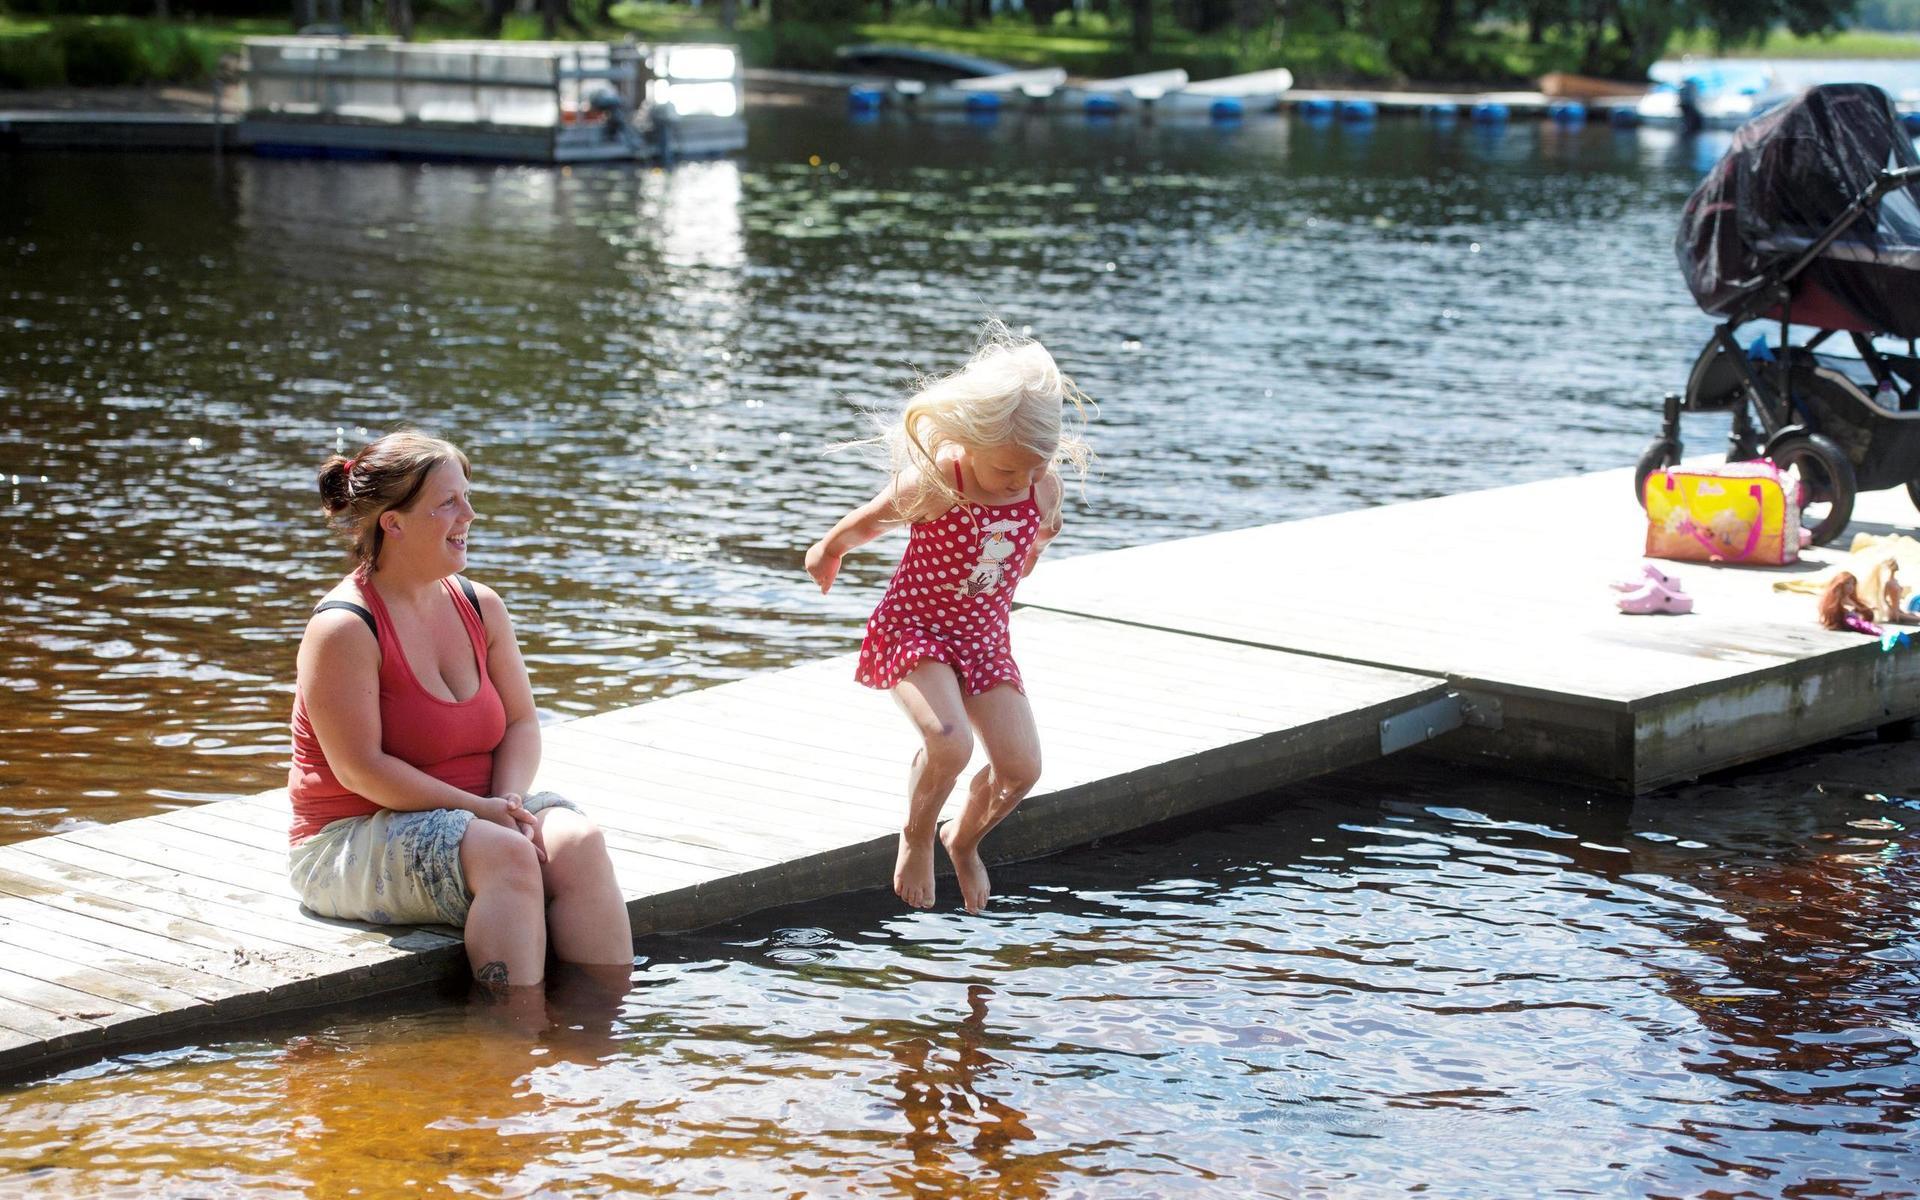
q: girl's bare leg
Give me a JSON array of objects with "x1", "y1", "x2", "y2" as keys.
[
  {"x1": 941, "y1": 684, "x2": 1042, "y2": 914},
  {"x1": 890, "y1": 662, "x2": 974, "y2": 908},
  {"x1": 535, "y1": 807, "x2": 633, "y2": 966}
]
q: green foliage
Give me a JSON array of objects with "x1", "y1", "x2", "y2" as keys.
[
  {"x1": 55, "y1": 18, "x2": 146, "y2": 84},
  {"x1": 786, "y1": 0, "x2": 864, "y2": 24},
  {"x1": 765, "y1": 18, "x2": 851, "y2": 67},
  {"x1": 0, "y1": 18, "x2": 226, "y2": 88},
  {"x1": 0, "y1": 30, "x2": 65, "y2": 86}
]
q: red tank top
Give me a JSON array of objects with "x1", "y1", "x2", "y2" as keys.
[{"x1": 287, "y1": 575, "x2": 507, "y2": 844}]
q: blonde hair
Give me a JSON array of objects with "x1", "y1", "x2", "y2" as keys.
[
  {"x1": 317, "y1": 429, "x2": 470, "y2": 569},
  {"x1": 884, "y1": 322, "x2": 1092, "y2": 516}
]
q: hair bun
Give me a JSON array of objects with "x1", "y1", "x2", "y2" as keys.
[{"x1": 317, "y1": 457, "x2": 353, "y2": 514}]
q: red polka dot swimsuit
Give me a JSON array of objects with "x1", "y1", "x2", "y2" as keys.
[{"x1": 856, "y1": 461, "x2": 1043, "y2": 696}]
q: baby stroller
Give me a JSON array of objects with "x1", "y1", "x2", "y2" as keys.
[{"x1": 1637, "y1": 82, "x2": 1920, "y2": 546}]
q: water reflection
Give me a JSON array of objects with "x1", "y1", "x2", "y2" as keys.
[{"x1": 0, "y1": 741, "x2": 1913, "y2": 1193}]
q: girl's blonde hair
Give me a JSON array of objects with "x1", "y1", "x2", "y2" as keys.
[{"x1": 886, "y1": 321, "x2": 1092, "y2": 515}]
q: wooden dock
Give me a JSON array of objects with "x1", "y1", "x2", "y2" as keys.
[
  {"x1": 1, "y1": 464, "x2": 1913, "y2": 1081},
  {"x1": 1019, "y1": 467, "x2": 1920, "y2": 792},
  {"x1": 0, "y1": 610, "x2": 1446, "y2": 1081}
]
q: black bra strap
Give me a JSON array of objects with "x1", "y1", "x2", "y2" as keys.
[
  {"x1": 313, "y1": 600, "x2": 376, "y2": 638},
  {"x1": 455, "y1": 575, "x2": 482, "y2": 622}
]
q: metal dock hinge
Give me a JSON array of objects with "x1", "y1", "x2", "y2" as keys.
[{"x1": 1379, "y1": 691, "x2": 1502, "y2": 756}]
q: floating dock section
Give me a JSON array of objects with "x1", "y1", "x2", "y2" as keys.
[{"x1": 2, "y1": 465, "x2": 1914, "y2": 1080}]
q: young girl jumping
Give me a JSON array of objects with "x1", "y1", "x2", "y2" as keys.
[{"x1": 805, "y1": 324, "x2": 1090, "y2": 915}]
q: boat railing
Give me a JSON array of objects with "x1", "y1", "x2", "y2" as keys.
[{"x1": 241, "y1": 36, "x2": 644, "y2": 129}]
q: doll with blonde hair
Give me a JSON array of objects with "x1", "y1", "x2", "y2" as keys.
[{"x1": 806, "y1": 323, "x2": 1092, "y2": 913}]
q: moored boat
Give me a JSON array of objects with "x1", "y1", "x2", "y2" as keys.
[
  {"x1": 239, "y1": 35, "x2": 744, "y2": 162},
  {"x1": 1053, "y1": 69, "x2": 1188, "y2": 115},
  {"x1": 1155, "y1": 68, "x2": 1295, "y2": 116},
  {"x1": 886, "y1": 68, "x2": 1067, "y2": 112},
  {"x1": 1634, "y1": 63, "x2": 1794, "y2": 130}
]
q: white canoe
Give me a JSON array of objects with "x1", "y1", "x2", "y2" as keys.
[
  {"x1": 1054, "y1": 69, "x2": 1189, "y2": 114},
  {"x1": 891, "y1": 67, "x2": 1066, "y2": 109},
  {"x1": 1156, "y1": 67, "x2": 1295, "y2": 115}
]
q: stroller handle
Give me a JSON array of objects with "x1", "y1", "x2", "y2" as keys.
[{"x1": 1876, "y1": 164, "x2": 1920, "y2": 191}]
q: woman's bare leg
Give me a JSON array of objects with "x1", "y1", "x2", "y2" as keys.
[
  {"x1": 890, "y1": 662, "x2": 974, "y2": 908},
  {"x1": 535, "y1": 807, "x2": 632, "y2": 966},
  {"x1": 460, "y1": 819, "x2": 548, "y2": 987},
  {"x1": 940, "y1": 684, "x2": 1042, "y2": 915}
]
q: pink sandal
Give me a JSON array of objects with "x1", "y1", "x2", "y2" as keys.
[
  {"x1": 1611, "y1": 564, "x2": 1685, "y2": 594},
  {"x1": 1617, "y1": 582, "x2": 1694, "y2": 615}
]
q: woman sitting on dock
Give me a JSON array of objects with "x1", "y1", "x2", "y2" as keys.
[{"x1": 285, "y1": 430, "x2": 631, "y2": 995}]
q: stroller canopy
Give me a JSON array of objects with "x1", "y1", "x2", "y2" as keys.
[{"x1": 1676, "y1": 82, "x2": 1920, "y2": 337}]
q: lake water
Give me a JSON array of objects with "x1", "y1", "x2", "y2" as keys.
[{"x1": 1, "y1": 86, "x2": 1918, "y2": 1194}]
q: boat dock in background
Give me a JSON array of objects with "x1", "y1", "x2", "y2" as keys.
[
  {"x1": 2, "y1": 465, "x2": 1917, "y2": 1083},
  {"x1": 0, "y1": 35, "x2": 747, "y2": 162}
]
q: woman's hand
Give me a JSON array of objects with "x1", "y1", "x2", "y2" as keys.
[
  {"x1": 473, "y1": 794, "x2": 547, "y2": 863},
  {"x1": 805, "y1": 540, "x2": 842, "y2": 593}
]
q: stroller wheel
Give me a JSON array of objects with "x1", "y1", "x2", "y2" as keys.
[
  {"x1": 1768, "y1": 430, "x2": 1856, "y2": 547},
  {"x1": 1907, "y1": 479, "x2": 1920, "y2": 516},
  {"x1": 1633, "y1": 438, "x2": 1681, "y2": 509}
]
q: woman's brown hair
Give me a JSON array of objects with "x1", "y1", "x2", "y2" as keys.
[{"x1": 317, "y1": 430, "x2": 470, "y2": 569}]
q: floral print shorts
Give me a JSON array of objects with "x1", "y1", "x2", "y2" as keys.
[{"x1": 288, "y1": 792, "x2": 582, "y2": 928}]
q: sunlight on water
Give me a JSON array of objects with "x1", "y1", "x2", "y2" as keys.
[{"x1": 0, "y1": 112, "x2": 1735, "y2": 839}]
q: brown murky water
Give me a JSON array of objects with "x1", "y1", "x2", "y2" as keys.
[
  {"x1": 2, "y1": 105, "x2": 1918, "y2": 1194},
  {"x1": 1, "y1": 746, "x2": 1916, "y2": 1196}
]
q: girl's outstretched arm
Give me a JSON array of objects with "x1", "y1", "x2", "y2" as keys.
[
  {"x1": 806, "y1": 469, "x2": 926, "y2": 593},
  {"x1": 1021, "y1": 470, "x2": 1065, "y2": 579}
]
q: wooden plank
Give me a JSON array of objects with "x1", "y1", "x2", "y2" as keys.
[
  {"x1": 0, "y1": 940, "x2": 203, "y2": 1016},
  {"x1": 535, "y1": 760, "x2": 895, "y2": 853},
  {"x1": 69, "y1": 818, "x2": 300, "y2": 897},
  {"x1": 543, "y1": 724, "x2": 906, "y2": 819},
  {"x1": 0, "y1": 915, "x2": 260, "y2": 1006},
  {"x1": 0, "y1": 961, "x2": 146, "y2": 1026},
  {"x1": 1, "y1": 847, "x2": 401, "y2": 963},
  {"x1": 0, "y1": 880, "x2": 313, "y2": 992}
]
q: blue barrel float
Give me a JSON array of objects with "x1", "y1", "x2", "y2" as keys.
[
  {"x1": 1209, "y1": 97, "x2": 1245, "y2": 122},
  {"x1": 963, "y1": 92, "x2": 1002, "y2": 115},
  {"x1": 1338, "y1": 99, "x2": 1378, "y2": 122},
  {"x1": 1610, "y1": 105, "x2": 1642, "y2": 128},
  {"x1": 1470, "y1": 102, "x2": 1510, "y2": 124},
  {"x1": 847, "y1": 86, "x2": 885, "y2": 113},
  {"x1": 1297, "y1": 97, "x2": 1335, "y2": 119},
  {"x1": 1903, "y1": 110, "x2": 1920, "y2": 135},
  {"x1": 1084, "y1": 93, "x2": 1121, "y2": 117},
  {"x1": 1424, "y1": 102, "x2": 1460, "y2": 122},
  {"x1": 1548, "y1": 100, "x2": 1587, "y2": 124}
]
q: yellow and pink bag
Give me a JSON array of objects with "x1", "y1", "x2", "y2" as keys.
[{"x1": 1643, "y1": 461, "x2": 1803, "y2": 565}]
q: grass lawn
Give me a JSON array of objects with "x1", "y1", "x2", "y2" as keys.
[{"x1": 1666, "y1": 27, "x2": 1920, "y2": 59}]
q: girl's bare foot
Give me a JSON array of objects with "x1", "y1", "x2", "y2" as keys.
[
  {"x1": 894, "y1": 830, "x2": 937, "y2": 908},
  {"x1": 939, "y1": 821, "x2": 992, "y2": 914}
]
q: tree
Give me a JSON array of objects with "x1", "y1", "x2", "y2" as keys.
[
  {"x1": 1690, "y1": 0, "x2": 1855, "y2": 44},
  {"x1": 1131, "y1": 0, "x2": 1152, "y2": 52}
]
